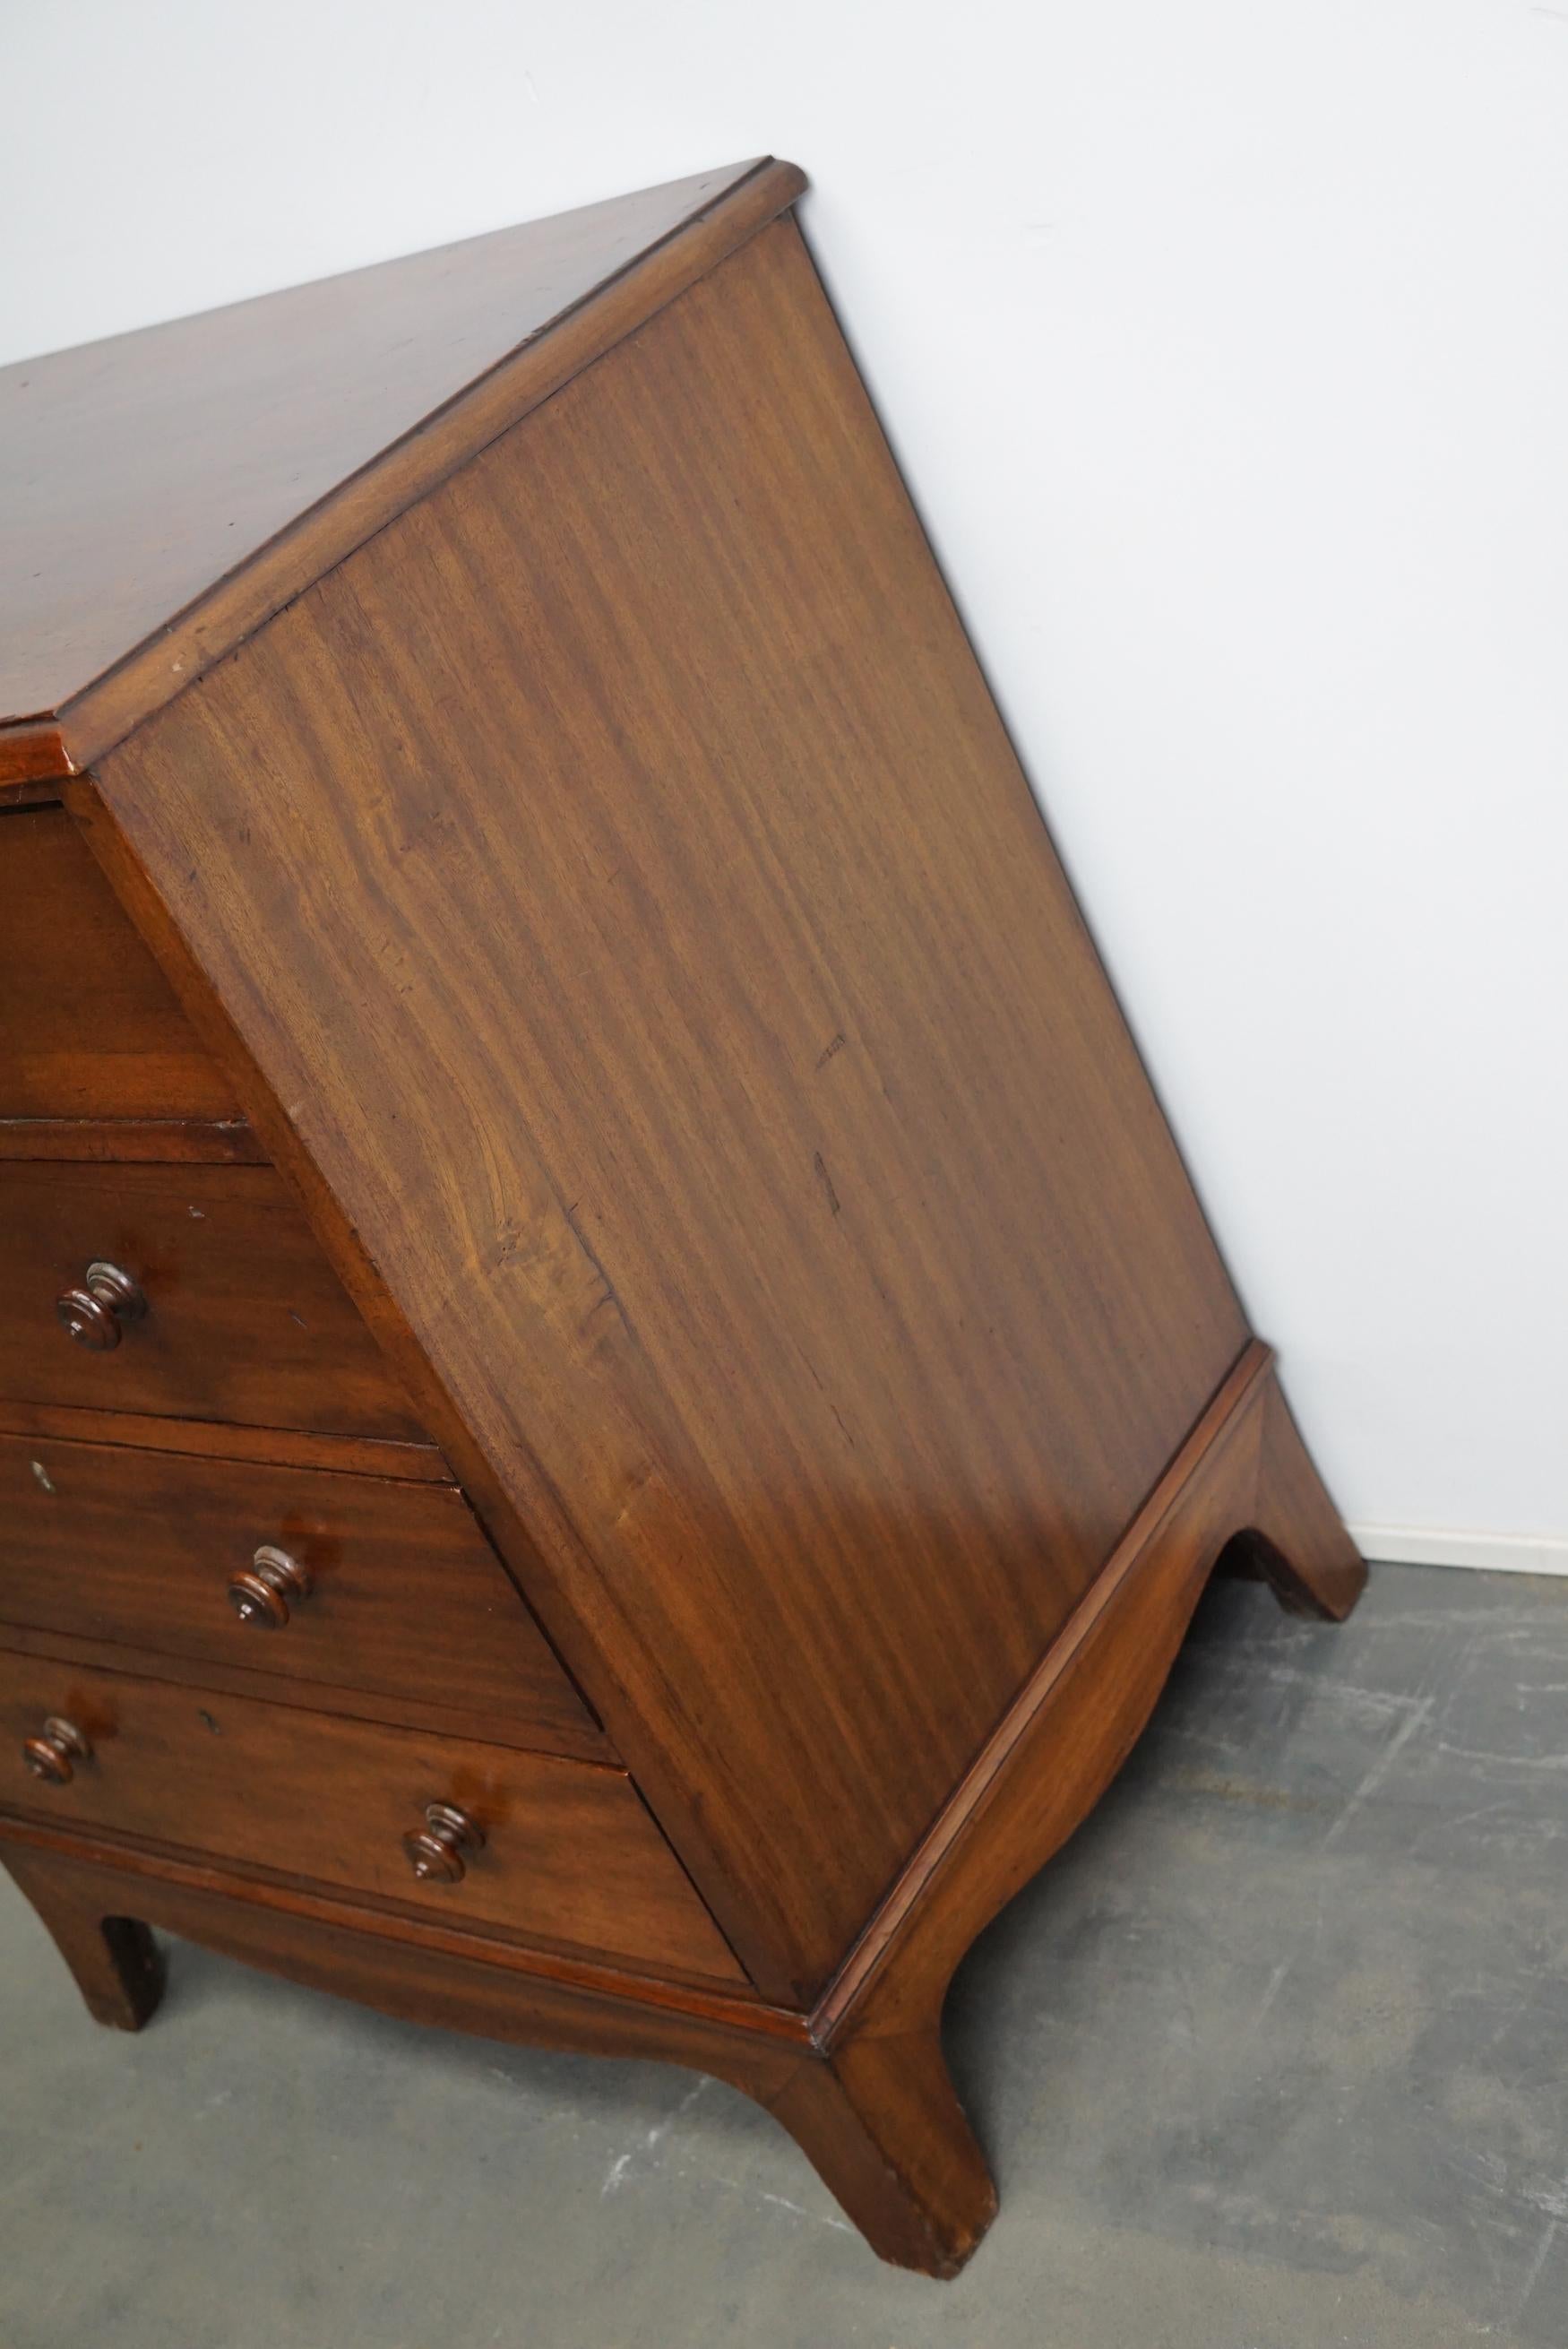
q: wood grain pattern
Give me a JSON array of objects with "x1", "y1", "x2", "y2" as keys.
[
  {"x1": 0, "y1": 1429, "x2": 600, "y2": 1757},
  {"x1": 820, "y1": 1344, "x2": 1280, "y2": 2040},
  {"x1": 0, "y1": 1118, "x2": 263, "y2": 1163},
  {"x1": 0, "y1": 1162, "x2": 427, "y2": 1439},
  {"x1": 0, "y1": 1819, "x2": 788, "y2": 2034},
  {"x1": 0, "y1": 760, "x2": 75, "y2": 799},
  {"x1": 92, "y1": 216, "x2": 1250, "y2": 2001},
  {"x1": 0, "y1": 1396, "x2": 448, "y2": 1481},
  {"x1": 0, "y1": 804, "x2": 236, "y2": 1121},
  {"x1": 0, "y1": 1652, "x2": 740, "y2": 1983},
  {"x1": 0, "y1": 160, "x2": 805, "y2": 780},
  {"x1": 0, "y1": 1620, "x2": 581, "y2": 1757}
]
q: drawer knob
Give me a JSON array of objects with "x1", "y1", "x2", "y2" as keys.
[
  {"x1": 22, "y1": 1716, "x2": 92, "y2": 1786},
  {"x1": 227, "y1": 1544, "x2": 314, "y2": 1630},
  {"x1": 56, "y1": 1260, "x2": 147, "y2": 1352},
  {"x1": 403, "y1": 1801, "x2": 484, "y2": 1885}
]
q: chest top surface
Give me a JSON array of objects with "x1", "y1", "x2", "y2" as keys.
[{"x1": 0, "y1": 159, "x2": 795, "y2": 767}]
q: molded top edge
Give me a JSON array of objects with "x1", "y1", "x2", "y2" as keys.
[{"x1": 0, "y1": 159, "x2": 805, "y2": 781}]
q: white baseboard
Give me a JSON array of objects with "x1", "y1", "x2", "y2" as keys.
[{"x1": 1348, "y1": 1524, "x2": 1568, "y2": 1578}]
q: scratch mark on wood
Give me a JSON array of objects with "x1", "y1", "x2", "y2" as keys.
[
  {"x1": 563, "y1": 1194, "x2": 642, "y2": 1350},
  {"x1": 814, "y1": 1152, "x2": 841, "y2": 1215}
]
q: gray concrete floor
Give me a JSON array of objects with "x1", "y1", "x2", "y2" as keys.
[{"x1": 2, "y1": 1560, "x2": 1566, "y2": 2347}]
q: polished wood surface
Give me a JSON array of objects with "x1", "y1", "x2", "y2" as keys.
[
  {"x1": 0, "y1": 1652, "x2": 741, "y2": 1982},
  {"x1": 0, "y1": 1118, "x2": 263, "y2": 1163},
  {"x1": 0, "y1": 1429, "x2": 600, "y2": 1755},
  {"x1": 0, "y1": 1819, "x2": 788, "y2": 2038},
  {"x1": 0, "y1": 166, "x2": 1367, "y2": 2274},
  {"x1": 0, "y1": 773, "x2": 74, "y2": 808},
  {"x1": 819, "y1": 1349, "x2": 1322, "y2": 2041},
  {"x1": 0, "y1": 1395, "x2": 447, "y2": 1481},
  {"x1": 0, "y1": 1162, "x2": 427, "y2": 1438},
  {"x1": 0, "y1": 804, "x2": 236, "y2": 1123},
  {"x1": 94, "y1": 216, "x2": 1250, "y2": 2002},
  {"x1": 0, "y1": 160, "x2": 804, "y2": 782},
  {"x1": 0, "y1": 1623, "x2": 588, "y2": 1758}
]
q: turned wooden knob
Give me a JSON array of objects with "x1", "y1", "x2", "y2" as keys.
[
  {"x1": 22, "y1": 1716, "x2": 92, "y2": 1785},
  {"x1": 227, "y1": 1544, "x2": 314, "y2": 1629},
  {"x1": 56, "y1": 1260, "x2": 147, "y2": 1351},
  {"x1": 403, "y1": 1801, "x2": 484, "y2": 1884}
]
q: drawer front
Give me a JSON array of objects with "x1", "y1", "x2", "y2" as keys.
[
  {"x1": 0, "y1": 805, "x2": 236, "y2": 1122},
  {"x1": 0, "y1": 1431, "x2": 599, "y2": 1759},
  {"x1": 0, "y1": 1652, "x2": 745, "y2": 1985},
  {"x1": 0, "y1": 1162, "x2": 426, "y2": 1439}
]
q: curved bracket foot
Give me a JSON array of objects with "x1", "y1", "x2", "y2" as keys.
[
  {"x1": 1, "y1": 1845, "x2": 165, "y2": 2032},
  {"x1": 762, "y1": 2024, "x2": 995, "y2": 2276},
  {"x1": 1221, "y1": 1366, "x2": 1367, "y2": 1621},
  {"x1": 792, "y1": 1343, "x2": 1365, "y2": 2267}
]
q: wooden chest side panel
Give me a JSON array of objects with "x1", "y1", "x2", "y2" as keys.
[{"x1": 91, "y1": 218, "x2": 1247, "y2": 1999}]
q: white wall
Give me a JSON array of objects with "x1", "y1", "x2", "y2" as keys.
[{"x1": 5, "y1": 1, "x2": 1565, "y2": 1568}]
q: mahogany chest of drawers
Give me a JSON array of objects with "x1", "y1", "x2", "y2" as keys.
[{"x1": 0, "y1": 159, "x2": 1364, "y2": 2274}]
